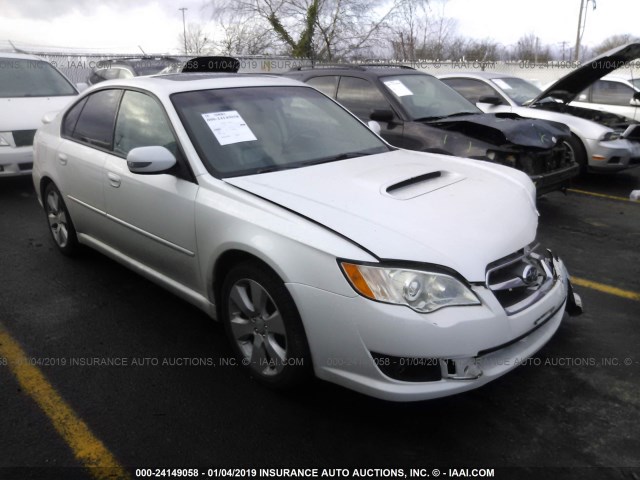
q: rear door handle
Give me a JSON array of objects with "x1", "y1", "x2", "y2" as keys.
[
  {"x1": 107, "y1": 172, "x2": 121, "y2": 188},
  {"x1": 57, "y1": 153, "x2": 68, "y2": 165}
]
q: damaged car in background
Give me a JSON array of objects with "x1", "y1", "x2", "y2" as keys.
[
  {"x1": 284, "y1": 65, "x2": 579, "y2": 195},
  {"x1": 32, "y1": 71, "x2": 582, "y2": 401},
  {"x1": 439, "y1": 43, "x2": 640, "y2": 174}
]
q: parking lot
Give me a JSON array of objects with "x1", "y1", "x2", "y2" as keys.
[{"x1": 1, "y1": 170, "x2": 639, "y2": 480}]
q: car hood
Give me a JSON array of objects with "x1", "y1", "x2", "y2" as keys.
[
  {"x1": 428, "y1": 112, "x2": 569, "y2": 149},
  {"x1": 531, "y1": 42, "x2": 640, "y2": 105},
  {"x1": 0, "y1": 96, "x2": 76, "y2": 131},
  {"x1": 225, "y1": 150, "x2": 538, "y2": 282}
]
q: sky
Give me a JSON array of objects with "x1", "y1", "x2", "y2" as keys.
[{"x1": 0, "y1": 0, "x2": 637, "y2": 55}]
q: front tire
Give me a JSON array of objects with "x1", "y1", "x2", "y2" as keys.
[
  {"x1": 43, "y1": 182, "x2": 79, "y2": 256},
  {"x1": 221, "y1": 262, "x2": 311, "y2": 389},
  {"x1": 564, "y1": 134, "x2": 588, "y2": 175}
]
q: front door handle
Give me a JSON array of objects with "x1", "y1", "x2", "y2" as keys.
[
  {"x1": 57, "y1": 153, "x2": 68, "y2": 166},
  {"x1": 107, "y1": 172, "x2": 121, "y2": 188}
]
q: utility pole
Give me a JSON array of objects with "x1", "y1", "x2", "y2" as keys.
[
  {"x1": 179, "y1": 7, "x2": 188, "y2": 54},
  {"x1": 574, "y1": 0, "x2": 596, "y2": 62}
]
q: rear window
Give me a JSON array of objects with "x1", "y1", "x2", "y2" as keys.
[{"x1": 0, "y1": 58, "x2": 77, "y2": 98}]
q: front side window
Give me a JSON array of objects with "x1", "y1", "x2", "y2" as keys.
[
  {"x1": 68, "y1": 89, "x2": 122, "y2": 150},
  {"x1": 306, "y1": 76, "x2": 339, "y2": 97},
  {"x1": 440, "y1": 77, "x2": 498, "y2": 105},
  {"x1": 591, "y1": 80, "x2": 635, "y2": 106},
  {"x1": 0, "y1": 58, "x2": 77, "y2": 98},
  {"x1": 114, "y1": 91, "x2": 176, "y2": 157},
  {"x1": 381, "y1": 74, "x2": 480, "y2": 120},
  {"x1": 489, "y1": 77, "x2": 541, "y2": 106},
  {"x1": 335, "y1": 76, "x2": 391, "y2": 119},
  {"x1": 172, "y1": 86, "x2": 389, "y2": 177}
]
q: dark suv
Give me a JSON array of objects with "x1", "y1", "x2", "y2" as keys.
[
  {"x1": 284, "y1": 65, "x2": 579, "y2": 195},
  {"x1": 87, "y1": 56, "x2": 182, "y2": 85}
]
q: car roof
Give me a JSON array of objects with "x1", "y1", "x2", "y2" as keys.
[
  {"x1": 287, "y1": 65, "x2": 434, "y2": 78},
  {"x1": 439, "y1": 71, "x2": 516, "y2": 80},
  {"x1": 85, "y1": 73, "x2": 306, "y2": 95},
  {"x1": 0, "y1": 52, "x2": 48, "y2": 61}
]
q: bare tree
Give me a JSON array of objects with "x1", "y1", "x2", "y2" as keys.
[
  {"x1": 515, "y1": 33, "x2": 551, "y2": 63},
  {"x1": 217, "y1": 14, "x2": 276, "y2": 55},
  {"x1": 179, "y1": 23, "x2": 215, "y2": 55},
  {"x1": 593, "y1": 34, "x2": 640, "y2": 56},
  {"x1": 210, "y1": 0, "x2": 426, "y2": 61}
]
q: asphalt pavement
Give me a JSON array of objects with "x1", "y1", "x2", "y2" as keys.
[{"x1": 1, "y1": 171, "x2": 639, "y2": 480}]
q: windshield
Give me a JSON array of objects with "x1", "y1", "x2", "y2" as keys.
[
  {"x1": 172, "y1": 86, "x2": 390, "y2": 177},
  {"x1": 491, "y1": 77, "x2": 542, "y2": 106},
  {"x1": 0, "y1": 58, "x2": 77, "y2": 98},
  {"x1": 380, "y1": 74, "x2": 480, "y2": 120}
]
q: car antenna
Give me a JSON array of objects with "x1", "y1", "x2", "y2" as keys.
[{"x1": 138, "y1": 45, "x2": 148, "y2": 56}]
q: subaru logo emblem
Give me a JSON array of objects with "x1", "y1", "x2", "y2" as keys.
[{"x1": 521, "y1": 265, "x2": 539, "y2": 286}]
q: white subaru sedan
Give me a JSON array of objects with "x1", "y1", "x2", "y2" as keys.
[{"x1": 32, "y1": 72, "x2": 582, "y2": 401}]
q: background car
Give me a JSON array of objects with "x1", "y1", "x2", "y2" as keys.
[
  {"x1": 87, "y1": 56, "x2": 182, "y2": 85},
  {"x1": 573, "y1": 74, "x2": 640, "y2": 121},
  {"x1": 32, "y1": 72, "x2": 580, "y2": 401},
  {"x1": 284, "y1": 65, "x2": 578, "y2": 195},
  {"x1": 439, "y1": 43, "x2": 640, "y2": 174},
  {"x1": 0, "y1": 52, "x2": 78, "y2": 177}
]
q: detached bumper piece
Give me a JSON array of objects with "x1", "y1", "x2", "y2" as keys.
[{"x1": 566, "y1": 280, "x2": 583, "y2": 316}]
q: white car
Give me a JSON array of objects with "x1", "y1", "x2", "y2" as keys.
[
  {"x1": 572, "y1": 74, "x2": 640, "y2": 121},
  {"x1": 439, "y1": 43, "x2": 640, "y2": 174},
  {"x1": 1, "y1": 53, "x2": 78, "y2": 177},
  {"x1": 32, "y1": 71, "x2": 582, "y2": 401}
]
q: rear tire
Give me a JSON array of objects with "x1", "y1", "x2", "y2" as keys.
[
  {"x1": 221, "y1": 262, "x2": 312, "y2": 389},
  {"x1": 43, "y1": 182, "x2": 79, "y2": 256}
]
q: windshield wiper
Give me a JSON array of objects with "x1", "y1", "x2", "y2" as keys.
[{"x1": 415, "y1": 112, "x2": 478, "y2": 122}]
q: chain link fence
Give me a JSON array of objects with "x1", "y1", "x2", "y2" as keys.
[{"x1": 7, "y1": 52, "x2": 640, "y2": 86}]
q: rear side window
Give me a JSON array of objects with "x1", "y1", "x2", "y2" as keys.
[
  {"x1": 591, "y1": 80, "x2": 634, "y2": 106},
  {"x1": 67, "y1": 89, "x2": 122, "y2": 150}
]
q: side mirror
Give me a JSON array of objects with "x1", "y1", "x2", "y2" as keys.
[
  {"x1": 127, "y1": 146, "x2": 176, "y2": 174},
  {"x1": 630, "y1": 92, "x2": 640, "y2": 106},
  {"x1": 76, "y1": 82, "x2": 88, "y2": 92},
  {"x1": 367, "y1": 121, "x2": 382, "y2": 135},
  {"x1": 477, "y1": 95, "x2": 504, "y2": 106},
  {"x1": 370, "y1": 109, "x2": 394, "y2": 122},
  {"x1": 41, "y1": 111, "x2": 59, "y2": 125}
]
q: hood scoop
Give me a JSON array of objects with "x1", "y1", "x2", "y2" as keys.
[{"x1": 383, "y1": 170, "x2": 466, "y2": 200}]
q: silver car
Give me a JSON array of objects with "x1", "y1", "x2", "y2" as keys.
[{"x1": 439, "y1": 43, "x2": 640, "y2": 173}]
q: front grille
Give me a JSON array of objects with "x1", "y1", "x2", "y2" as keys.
[
  {"x1": 12, "y1": 130, "x2": 37, "y2": 147},
  {"x1": 519, "y1": 143, "x2": 572, "y2": 175},
  {"x1": 486, "y1": 245, "x2": 557, "y2": 315}
]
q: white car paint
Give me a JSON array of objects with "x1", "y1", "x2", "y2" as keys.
[
  {"x1": 32, "y1": 73, "x2": 579, "y2": 401},
  {"x1": 571, "y1": 74, "x2": 640, "y2": 121},
  {"x1": 439, "y1": 71, "x2": 640, "y2": 173},
  {"x1": 0, "y1": 53, "x2": 77, "y2": 177}
]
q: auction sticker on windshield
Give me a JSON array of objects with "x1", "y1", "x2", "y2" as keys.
[
  {"x1": 202, "y1": 110, "x2": 257, "y2": 146},
  {"x1": 383, "y1": 80, "x2": 413, "y2": 97}
]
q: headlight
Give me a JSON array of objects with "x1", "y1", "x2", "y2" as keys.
[
  {"x1": 0, "y1": 133, "x2": 11, "y2": 146},
  {"x1": 340, "y1": 262, "x2": 481, "y2": 313},
  {"x1": 601, "y1": 131, "x2": 622, "y2": 142}
]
